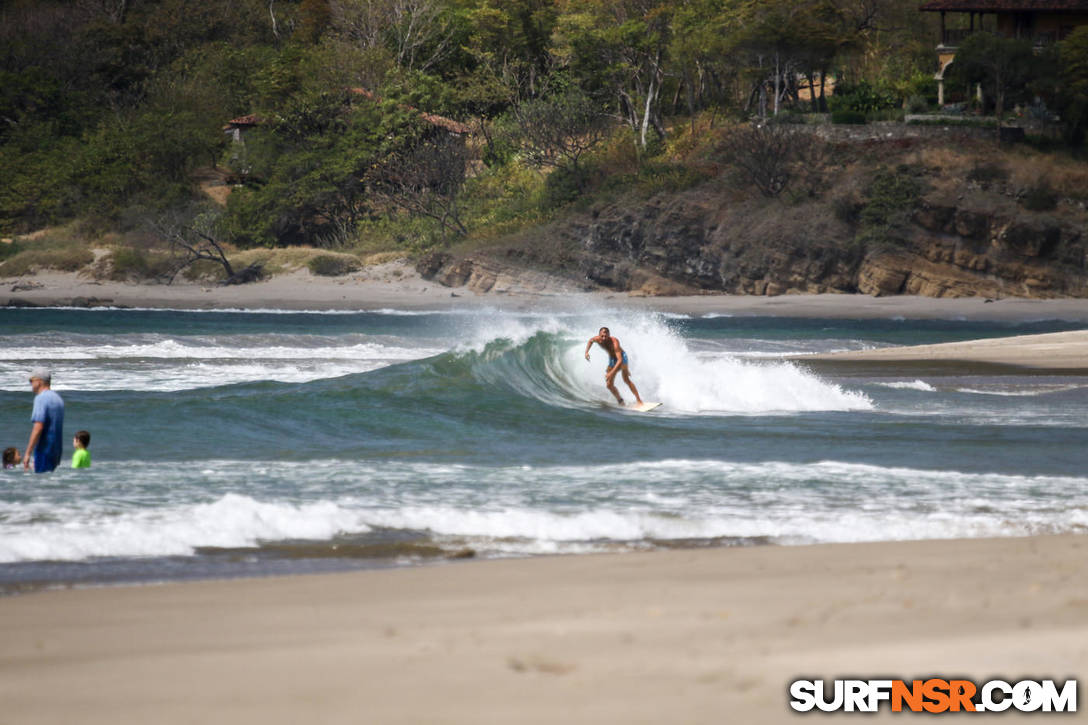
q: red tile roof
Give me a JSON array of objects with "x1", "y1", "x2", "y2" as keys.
[
  {"x1": 921, "y1": 0, "x2": 1088, "y2": 11},
  {"x1": 223, "y1": 114, "x2": 264, "y2": 129}
]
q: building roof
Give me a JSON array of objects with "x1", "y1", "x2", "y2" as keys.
[
  {"x1": 223, "y1": 114, "x2": 264, "y2": 129},
  {"x1": 921, "y1": 0, "x2": 1088, "y2": 11}
]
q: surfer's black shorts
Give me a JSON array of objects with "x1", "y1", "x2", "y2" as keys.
[{"x1": 607, "y1": 352, "x2": 629, "y2": 369}]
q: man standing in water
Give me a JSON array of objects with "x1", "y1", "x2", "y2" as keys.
[
  {"x1": 584, "y1": 327, "x2": 643, "y2": 407},
  {"x1": 25, "y1": 367, "x2": 64, "y2": 474}
]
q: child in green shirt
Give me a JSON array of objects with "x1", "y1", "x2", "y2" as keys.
[{"x1": 71, "y1": 430, "x2": 91, "y2": 469}]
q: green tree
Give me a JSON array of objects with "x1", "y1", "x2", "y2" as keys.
[
  {"x1": 554, "y1": 0, "x2": 673, "y2": 150},
  {"x1": 328, "y1": 0, "x2": 463, "y2": 74},
  {"x1": 462, "y1": 0, "x2": 557, "y2": 98},
  {"x1": 509, "y1": 81, "x2": 611, "y2": 177},
  {"x1": 829, "y1": 0, "x2": 936, "y2": 92},
  {"x1": 296, "y1": 0, "x2": 333, "y2": 44},
  {"x1": 225, "y1": 91, "x2": 401, "y2": 246},
  {"x1": 366, "y1": 132, "x2": 472, "y2": 240},
  {"x1": 727, "y1": 0, "x2": 844, "y2": 117},
  {"x1": 949, "y1": 32, "x2": 1038, "y2": 128},
  {"x1": 1058, "y1": 26, "x2": 1088, "y2": 146},
  {"x1": 668, "y1": 0, "x2": 745, "y2": 117}
]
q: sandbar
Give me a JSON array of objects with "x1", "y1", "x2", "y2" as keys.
[{"x1": 799, "y1": 329, "x2": 1088, "y2": 371}]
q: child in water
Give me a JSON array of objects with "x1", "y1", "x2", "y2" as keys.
[
  {"x1": 2, "y1": 447, "x2": 21, "y2": 469},
  {"x1": 71, "y1": 430, "x2": 91, "y2": 469}
]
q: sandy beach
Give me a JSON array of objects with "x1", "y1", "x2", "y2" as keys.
[
  {"x1": 1, "y1": 535, "x2": 1084, "y2": 724},
  {"x1": 6, "y1": 266, "x2": 1088, "y2": 321}
]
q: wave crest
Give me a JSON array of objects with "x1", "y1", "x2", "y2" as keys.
[{"x1": 447, "y1": 317, "x2": 871, "y2": 414}]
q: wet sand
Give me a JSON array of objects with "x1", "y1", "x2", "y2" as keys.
[{"x1": 1, "y1": 535, "x2": 1085, "y2": 724}]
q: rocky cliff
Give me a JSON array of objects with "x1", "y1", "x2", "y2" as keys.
[{"x1": 419, "y1": 142, "x2": 1088, "y2": 300}]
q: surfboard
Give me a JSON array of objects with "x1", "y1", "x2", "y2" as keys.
[{"x1": 630, "y1": 401, "x2": 662, "y2": 412}]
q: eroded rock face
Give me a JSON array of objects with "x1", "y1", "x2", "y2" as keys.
[
  {"x1": 418, "y1": 189, "x2": 1088, "y2": 299},
  {"x1": 415, "y1": 251, "x2": 589, "y2": 295}
]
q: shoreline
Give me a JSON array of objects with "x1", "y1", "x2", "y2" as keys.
[
  {"x1": 2, "y1": 535, "x2": 1084, "y2": 724},
  {"x1": 4, "y1": 268, "x2": 1088, "y2": 320}
]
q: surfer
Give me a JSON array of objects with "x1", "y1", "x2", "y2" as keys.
[{"x1": 585, "y1": 327, "x2": 643, "y2": 407}]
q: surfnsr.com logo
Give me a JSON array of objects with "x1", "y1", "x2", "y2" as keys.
[{"x1": 789, "y1": 679, "x2": 1077, "y2": 713}]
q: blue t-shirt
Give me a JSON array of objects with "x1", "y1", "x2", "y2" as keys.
[{"x1": 30, "y1": 389, "x2": 64, "y2": 473}]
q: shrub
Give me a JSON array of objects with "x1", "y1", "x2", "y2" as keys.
[
  {"x1": 831, "y1": 110, "x2": 866, "y2": 125},
  {"x1": 538, "y1": 165, "x2": 590, "y2": 210},
  {"x1": 1022, "y1": 181, "x2": 1058, "y2": 211},
  {"x1": 905, "y1": 95, "x2": 929, "y2": 114},
  {"x1": 967, "y1": 162, "x2": 1009, "y2": 184},
  {"x1": 852, "y1": 165, "x2": 927, "y2": 251},
  {"x1": 865, "y1": 109, "x2": 905, "y2": 123},
  {"x1": 829, "y1": 81, "x2": 899, "y2": 113},
  {"x1": 769, "y1": 111, "x2": 808, "y2": 125},
  {"x1": 718, "y1": 123, "x2": 800, "y2": 197},
  {"x1": 636, "y1": 162, "x2": 711, "y2": 195},
  {"x1": 0, "y1": 246, "x2": 93, "y2": 276},
  {"x1": 832, "y1": 194, "x2": 861, "y2": 224},
  {"x1": 108, "y1": 247, "x2": 150, "y2": 278},
  {"x1": 182, "y1": 259, "x2": 228, "y2": 282},
  {"x1": 858, "y1": 166, "x2": 925, "y2": 229},
  {"x1": 307, "y1": 253, "x2": 361, "y2": 276},
  {"x1": 107, "y1": 247, "x2": 176, "y2": 280},
  {"x1": 0, "y1": 240, "x2": 23, "y2": 263}
]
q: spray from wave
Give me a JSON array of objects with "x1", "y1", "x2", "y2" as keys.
[{"x1": 445, "y1": 311, "x2": 872, "y2": 414}]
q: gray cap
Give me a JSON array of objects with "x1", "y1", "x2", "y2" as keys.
[{"x1": 29, "y1": 367, "x2": 52, "y2": 384}]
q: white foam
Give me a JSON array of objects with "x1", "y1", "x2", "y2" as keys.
[
  {"x1": 0, "y1": 340, "x2": 441, "y2": 391},
  {"x1": 2, "y1": 459, "x2": 1086, "y2": 562},
  {"x1": 561, "y1": 313, "x2": 872, "y2": 413},
  {"x1": 0, "y1": 340, "x2": 429, "y2": 361},
  {"x1": 443, "y1": 308, "x2": 873, "y2": 413},
  {"x1": 876, "y1": 380, "x2": 937, "y2": 392},
  {"x1": 0, "y1": 494, "x2": 370, "y2": 563},
  {"x1": 954, "y1": 384, "x2": 1085, "y2": 397}
]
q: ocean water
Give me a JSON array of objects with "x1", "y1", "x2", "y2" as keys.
[{"x1": 1, "y1": 306, "x2": 1086, "y2": 592}]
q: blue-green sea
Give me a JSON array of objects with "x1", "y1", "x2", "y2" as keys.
[{"x1": 1, "y1": 305, "x2": 1086, "y2": 592}]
